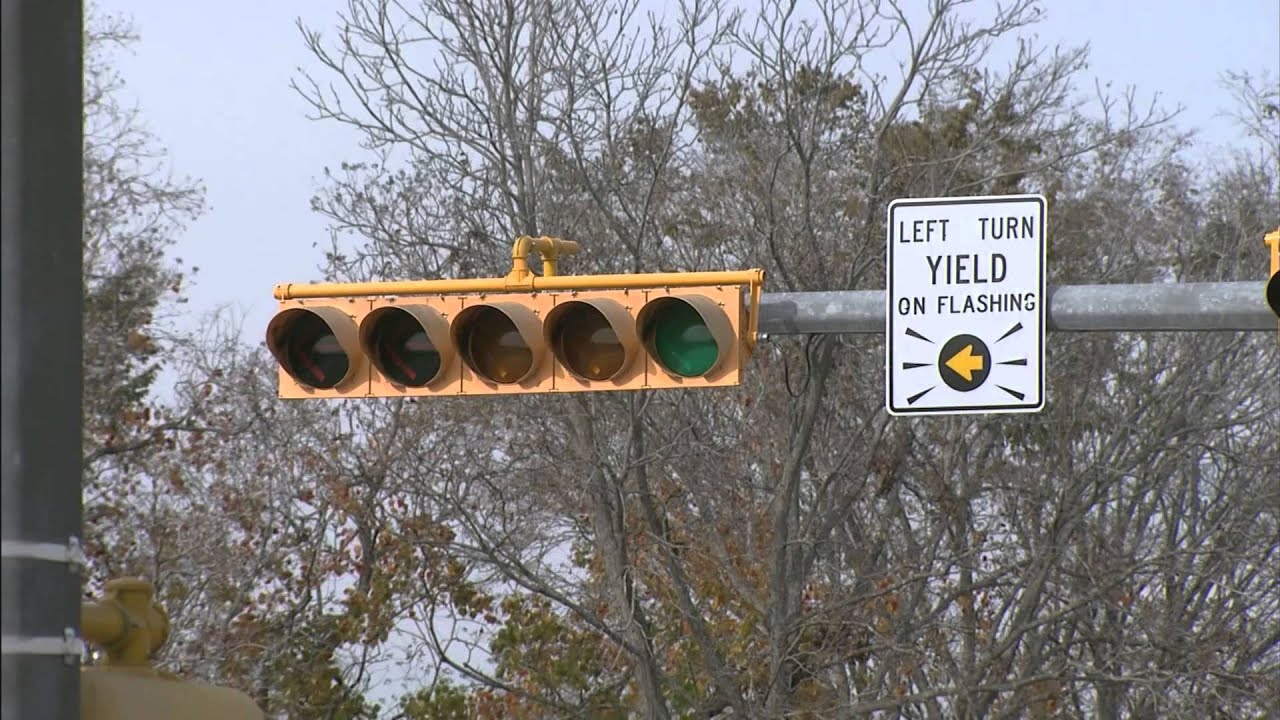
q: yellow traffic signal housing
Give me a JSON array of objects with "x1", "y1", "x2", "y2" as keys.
[
  {"x1": 268, "y1": 285, "x2": 755, "y2": 397},
  {"x1": 83, "y1": 669, "x2": 264, "y2": 720},
  {"x1": 636, "y1": 285, "x2": 744, "y2": 389},
  {"x1": 1268, "y1": 228, "x2": 1280, "y2": 278},
  {"x1": 545, "y1": 291, "x2": 645, "y2": 391},
  {"x1": 267, "y1": 237, "x2": 764, "y2": 398},
  {"x1": 266, "y1": 297, "x2": 372, "y2": 398},
  {"x1": 453, "y1": 291, "x2": 558, "y2": 394},
  {"x1": 1267, "y1": 229, "x2": 1279, "y2": 341},
  {"x1": 364, "y1": 294, "x2": 463, "y2": 395}
]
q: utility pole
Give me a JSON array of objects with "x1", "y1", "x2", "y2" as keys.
[{"x1": 1, "y1": 3, "x2": 85, "y2": 720}]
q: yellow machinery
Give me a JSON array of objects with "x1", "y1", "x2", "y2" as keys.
[{"x1": 81, "y1": 578, "x2": 263, "y2": 720}]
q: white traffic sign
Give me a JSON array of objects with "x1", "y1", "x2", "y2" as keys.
[{"x1": 886, "y1": 194, "x2": 1046, "y2": 415}]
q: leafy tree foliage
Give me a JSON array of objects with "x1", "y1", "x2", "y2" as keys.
[
  {"x1": 79, "y1": 14, "x2": 388, "y2": 716},
  {"x1": 286, "y1": 1, "x2": 1278, "y2": 716},
  {"x1": 83, "y1": 1, "x2": 1278, "y2": 718},
  {"x1": 81, "y1": 10, "x2": 206, "y2": 581}
]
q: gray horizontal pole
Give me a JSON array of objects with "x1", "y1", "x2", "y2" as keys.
[{"x1": 757, "y1": 281, "x2": 1273, "y2": 334}]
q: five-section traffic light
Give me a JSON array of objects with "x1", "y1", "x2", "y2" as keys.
[{"x1": 267, "y1": 270, "x2": 764, "y2": 398}]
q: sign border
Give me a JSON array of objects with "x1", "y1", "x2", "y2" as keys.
[{"x1": 885, "y1": 194, "x2": 1047, "y2": 416}]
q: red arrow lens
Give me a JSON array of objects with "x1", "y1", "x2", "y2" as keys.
[
  {"x1": 276, "y1": 311, "x2": 349, "y2": 389},
  {"x1": 365, "y1": 307, "x2": 442, "y2": 387}
]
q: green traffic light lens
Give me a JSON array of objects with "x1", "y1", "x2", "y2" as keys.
[
  {"x1": 367, "y1": 308, "x2": 442, "y2": 387},
  {"x1": 277, "y1": 311, "x2": 349, "y2": 389},
  {"x1": 458, "y1": 306, "x2": 533, "y2": 384},
  {"x1": 648, "y1": 300, "x2": 718, "y2": 378},
  {"x1": 552, "y1": 304, "x2": 626, "y2": 381}
]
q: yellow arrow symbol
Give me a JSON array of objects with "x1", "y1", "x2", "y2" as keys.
[{"x1": 945, "y1": 344, "x2": 984, "y2": 381}]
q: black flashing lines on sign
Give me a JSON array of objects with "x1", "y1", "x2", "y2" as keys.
[
  {"x1": 998, "y1": 358, "x2": 1028, "y2": 366},
  {"x1": 996, "y1": 322, "x2": 1023, "y2": 342},
  {"x1": 907, "y1": 387, "x2": 935, "y2": 404},
  {"x1": 902, "y1": 362, "x2": 929, "y2": 369},
  {"x1": 998, "y1": 385, "x2": 1025, "y2": 400},
  {"x1": 905, "y1": 328, "x2": 933, "y2": 343}
]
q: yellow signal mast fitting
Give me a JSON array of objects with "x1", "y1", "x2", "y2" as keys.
[
  {"x1": 81, "y1": 578, "x2": 266, "y2": 720},
  {"x1": 272, "y1": 236, "x2": 767, "y2": 350},
  {"x1": 509, "y1": 234, "x2": 580, "y2": 281},
  {"x1": 82, "y1": 577, "x2": 170, "y2": 669}
]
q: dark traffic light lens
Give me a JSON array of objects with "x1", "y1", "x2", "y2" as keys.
[
  {"x1": 458, "y1": 307, "x2": 533, "y2": 384},
  {"x1": 366, "y1": 308, "x2": 442, "y2": 387},
  {"x1": 647, "y1": 300, "x2": 718, "y2": 377},
  {"x1": 552, "y1": 304, "x2": 625, "y2": 381},
  {"x1": 276, "y1": 311, "x2": 349, "y2": 389}
]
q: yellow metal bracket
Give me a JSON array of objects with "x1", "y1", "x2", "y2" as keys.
[
  {"x1": 82, "y1": 578, "x2": 170, "y2": 671},
  {"x1": 273, "y1": 237, "x2": 767, "y2": 351},
  {"x1": 744, "y1": 276, "x2": 764, "y2": 353},
  {"x1": 508, "y1": 235, "x2": 580, "y2": 282},
  {"x1": 1266, "y1": 228, "x2": 1279, "y2": 277},
  {"x1": 81, "y1": 578, "x2": 267, "y2": 719}
]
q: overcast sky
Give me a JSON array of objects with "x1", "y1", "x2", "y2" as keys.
[{"x1": 110, "y1": 0, "x2": 1280, "y2": 345}]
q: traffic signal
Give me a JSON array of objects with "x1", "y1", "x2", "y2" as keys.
[
  {"x1": 267, "y1": 297, "x2": 371, "y2": 397},
  {"x1": 266, "y1": 237, "x2": 765, "y2": 398},
  {"x1": 1266, "y1": 229, "x2": 1280, "y2": 349},
  {"x1": 1267, "y1": 229, "x2": 1279, "y2": 323}
]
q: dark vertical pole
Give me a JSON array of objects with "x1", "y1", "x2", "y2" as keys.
[{"x1": 1, "y1": 3, "x2": 85, "y2": 720}]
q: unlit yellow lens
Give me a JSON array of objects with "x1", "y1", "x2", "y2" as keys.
[
  {"x1": 463, "y1": 308, "x2": 532, "y2": 383},
  {"x1": 554, "y1": 304, "x2": 625, "y2": 381}
]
